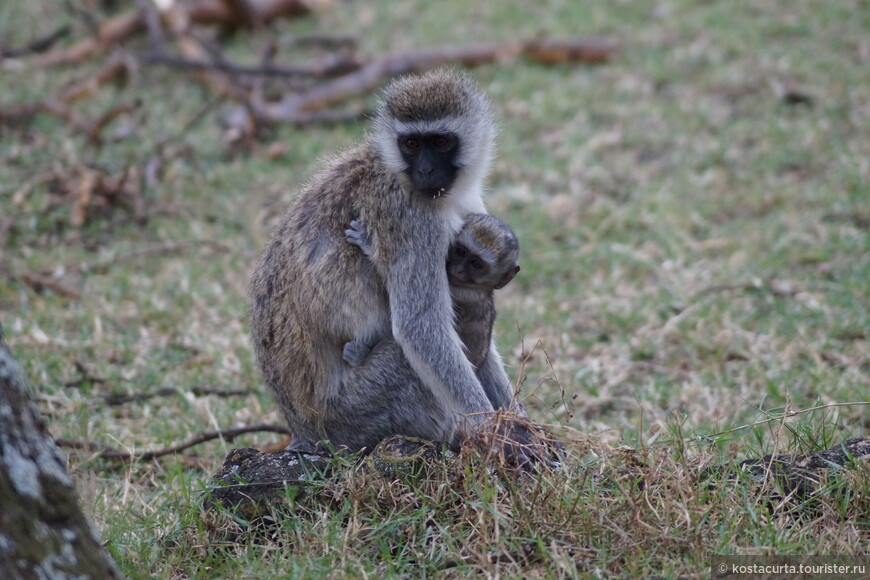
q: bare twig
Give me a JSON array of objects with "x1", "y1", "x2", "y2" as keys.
[
  {"x1": 709, "y1": 402, "x2": 870, "y2": 438},
  {"x1": 86, "y1": 100, "x2": 142, "y2": 145},
  {"x1": 280, "y1": 33, "x2": 357, "y2": 49},
  {"x1": 185, "y1": 0, "x2": 315, "y2": 28},
  {"x1": 31, "y1": 11, "x2": 145, "y2": 67},
  {"x1": 30, "y1": 0, "x2": 317, "y2": 67},
  {"x1": 57, "y1": 423, "x2": 292, "y2": 461},
  {"x1": 140, "y1": 49, "x2": 363, "y2": 79},
  {"x1": 246, "y1": 37, "x2": 618, "y2": 124},
  {"x1": 102, "y1": 386, "x2": 252, "y2": 406},
  {"x1": 0, "y1": 26, "x2": 70, "y2": 58},
  {"x1": 0, "y1": 261, "x2": 82, "y2": 299},
  {"x1": 690, "y1": 279, "x2": 798, "y2": 301},
  {"x1": 0, "y1": 54, "x2": 132, "y2": 137}
]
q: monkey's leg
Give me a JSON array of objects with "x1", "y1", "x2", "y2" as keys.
[{"x1": 321, "y1": 339, "x2": 457, "y2": 453}]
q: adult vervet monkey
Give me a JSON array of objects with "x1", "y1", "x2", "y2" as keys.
[{"x1": 250, "y1": 69, "x2": 525, "y2": 454}]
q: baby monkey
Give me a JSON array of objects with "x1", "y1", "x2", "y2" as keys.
[{"x1": 344, "y1": 213, "x2": 520, "y2": 371}]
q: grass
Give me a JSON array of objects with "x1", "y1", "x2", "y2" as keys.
[{"x1": 1, "y1": 0, "x2": 868, "y2": 576}]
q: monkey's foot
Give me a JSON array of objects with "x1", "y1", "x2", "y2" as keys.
[{"x1": 342, "y1": 340, "x2": 372, "y2": 366}]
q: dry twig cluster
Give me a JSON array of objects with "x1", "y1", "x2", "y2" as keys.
[{"x1": 2, "y1": 0, "x2": 618, "y2": 143}]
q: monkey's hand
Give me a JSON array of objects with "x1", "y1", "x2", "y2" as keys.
[
  {"x1": 342, "y1": 340, "x2": 371, "y2": 367},
  {"x1": 345, "y1": 219, "x2": 374, "y2": 258}
]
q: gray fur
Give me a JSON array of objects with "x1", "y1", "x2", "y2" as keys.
[
  {"x1": 344, "y1": 213, "x2": 520, "y2": 373},
  {"x1": 250, "y1": 69, "x2": 519, "y2": 454},
  {"x1": 342, "y1": 340, "x2": 371, "y2": 367}
]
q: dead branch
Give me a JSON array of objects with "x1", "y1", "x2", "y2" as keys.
[
  {"x1": 60, "y1": 53, "x2": 131, "y2": 103},
  {"x1": 0, "y1": 26, "x2": 70, "y2": 58},
  {"x1": 30, "y1": 0, "x2": 319, "y2": 67},
  {"x1": 0, "y1": 262, "x2": 82, "y2": 300},
  {"x1": 281, "y1": 33, "x2": 357, "y2": 49},
  {"x1": 63, "y1": 361, "x2": 107, "y2": 388},
  {"x1": 141, "y1": 48, "x2": 363, "y2": 79},
  {"x1": 186, "y1": 0, "x2": 316, "y2": 28},
  {"x1": 31, "y1": 11, "x2": 144, "y2": 67},
  {"x1": 56, "y1": 423, "x2": 292, "y2": 461},
  {"x1": 53, "y1": 164, "x2": 143, "y2": 228},
  {"x1": 86, "y1": 100, "x2": 142, "y2": 145},
  {"x1": 102, "y1": 385, "x2": 252, "y2": 406},
  {"x1": 0, "y1": 54, "x2": 132, "y2": 134},
  {"x1": 246, "y1": 38, "x2": 619, "y2": 124},
  {"x1": 160, "y1": 6, "x2": 251, "y2": 101}
]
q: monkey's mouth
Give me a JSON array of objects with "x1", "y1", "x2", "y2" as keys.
[{"x1": 419, "y1": 187, "x2": 449, "y2": 200}]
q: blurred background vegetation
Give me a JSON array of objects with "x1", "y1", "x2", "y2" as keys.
[{"x1": 1, "y1": 0, "x2": 867, "y2": 576}]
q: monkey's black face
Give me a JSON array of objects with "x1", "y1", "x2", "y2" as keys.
[
  {"x1": 398, "y1": 133, "x2": 460, "y2": 198},
  {"x1": 447, "y1": 242, "x2": 520, "y2": 291},
  {"x1": 447, "y1": 244, "x2": 491, "y2": 288}
]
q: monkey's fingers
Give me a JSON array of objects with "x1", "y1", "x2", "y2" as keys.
[{"x1": 345, "y1": 220, "x2": 374, "y2": 256}]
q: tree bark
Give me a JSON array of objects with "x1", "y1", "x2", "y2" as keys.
[{"x1": 0, "y1": 329, "x2": 120, "y2": 579}]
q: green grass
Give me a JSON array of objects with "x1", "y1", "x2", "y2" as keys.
[{"x1": 1, "y1": 0, "x2": 868, "y2": 576}]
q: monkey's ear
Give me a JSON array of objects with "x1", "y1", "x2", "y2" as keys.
[{"x1": 494, "y1": 264, "x2": 520, "y2": 289}]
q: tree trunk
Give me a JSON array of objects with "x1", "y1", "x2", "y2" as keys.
[{"x1": 0, "y1": 328, "x2": 120, "y2": 579}]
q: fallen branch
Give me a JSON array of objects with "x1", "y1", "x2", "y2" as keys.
[
  {"x1": 0, "y1": 261, "x2": 82, "y2": 300},
  {"x1": 141, "y1": 48, "x2": 363, "y2": 80},
  {"x1": 102, "y1": 386, "x2": 251, "y2": 406},
  {"x1": 0, "y1": 26, "x2": 70, "y2": 58},
  {"x1": 30, "y1": 0, "x2": 319, "y2": 67},
  {"x1": 86, "y1": 100, "x2": 142, "y2": 145},
  {"x1": 60, "y1": 53, "x2": 132, "y2": 103},
  {"x1": 185, "y1": 0, "x2": 317, "y2": 29},
  {"x1": 31, "y1": 11, "x2": 144, "y2": 67},
  {"x1": 245, "y1": 37, "x2": 619, "y2": 124},
  {"x1": 57, "y1": 423, "x2": 292, "y2": 461},
  {"x1": 105, "y1": 36, "x2": 619, "y2": 132},
  {"x1": 0, "y1": 54, "x2": 132, "y2": 137}
]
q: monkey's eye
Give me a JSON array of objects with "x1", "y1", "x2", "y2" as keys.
[
  {"x1": 455, "y1": 246, "x2": 467, "y2": 257},
  {"x1": 402, "y1": 138, "x2": 420, "y2": 151},
  {"x1": 470, "y1": 259, "x2": 484, "y2": 270},
  {"x1": 432, "y1": 135, "x2": 454, "y2": 151}
]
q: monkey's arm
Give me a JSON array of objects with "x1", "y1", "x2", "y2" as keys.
[{"x1": 386, "y1": 246, "x2": 495, "y2": 426}]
